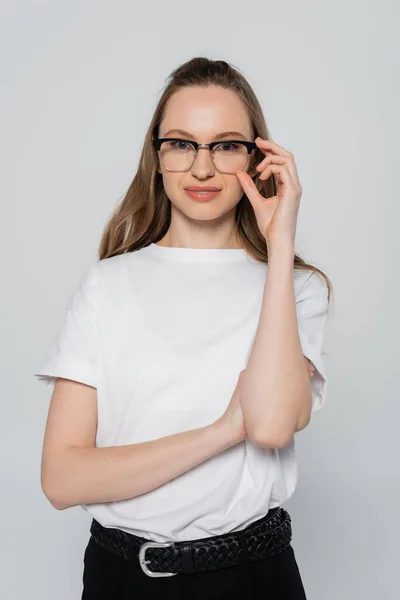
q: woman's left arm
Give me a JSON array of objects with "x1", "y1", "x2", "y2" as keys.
[
  {"x1": 236, "y1": 137, "x2": 313, "y2": 449},
  {"x1": 239, "y1": 240, "x2": 312, "y2": 449}
]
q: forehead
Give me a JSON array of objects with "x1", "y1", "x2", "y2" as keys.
[{"x1": 160, "y1": 86, "x2": 253, "y2": 139}]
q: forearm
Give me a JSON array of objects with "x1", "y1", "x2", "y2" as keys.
[
  {"x1": 240, "y1": 240, "x2": 311, "y2": 447},
  {"x1": 44, "y1": 420, "x2": 236, "y2": 510}
]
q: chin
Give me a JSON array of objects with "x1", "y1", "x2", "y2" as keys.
[{"x1": 185, "y1": 201, "x2": 238, "y2": 222}]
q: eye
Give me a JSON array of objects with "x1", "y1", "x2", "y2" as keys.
[
  {"x1": 170, "y1": 140, "x2": 194, "y2": 151},
  {"x1": 214, "y1": 142, "x2": 241, "y2": 152}
]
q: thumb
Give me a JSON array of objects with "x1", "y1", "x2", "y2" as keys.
[{"x1": 236, "y1": 171, "x2": 263, "y2": 209}]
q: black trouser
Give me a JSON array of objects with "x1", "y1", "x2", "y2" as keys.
[{"x1": 82, "y1": 533, "x2": 307, "y2": 599}]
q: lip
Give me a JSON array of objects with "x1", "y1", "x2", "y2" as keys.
[
  {"x1": 184, "y1": 188, "x2": 221, "y2": 202},
  {"x1": 184, "y1": 186, "x2": 222, "y2": 191}
]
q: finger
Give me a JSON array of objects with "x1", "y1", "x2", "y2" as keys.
[
  {"x1": 258, "y1": 163, "x2": 294, "y2": 190},
  {"x1": 256, "y1": 147, "x2": 300, "y2": 185},
  {"x1": 256, "y1": 154, "x2": 286, "y2": 172},
  {"x1": 255, "y1": 137, "x2": 292, "y2": 157},
  {"x1": 236, "y1": 171, "x2": 264, "y2": 208}
]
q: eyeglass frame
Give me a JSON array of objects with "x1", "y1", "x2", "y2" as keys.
[{"x1": 151, "y1": 136, "x2": 257, "y2": 173}]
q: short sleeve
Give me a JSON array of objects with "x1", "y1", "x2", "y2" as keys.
[
  {"x1": 33, "y1": 262, "x2": 99, "y2": 392},
  {"x1": 295, "y1": 271, "x2": 330, "y2": 413}
]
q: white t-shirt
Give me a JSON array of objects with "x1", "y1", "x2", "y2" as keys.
[{"x1": 34, "y1": 242, "x2": 329, "y2": 543}]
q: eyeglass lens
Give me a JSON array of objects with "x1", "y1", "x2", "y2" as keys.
[{"x1": 159, "y1": 140, "x2": 249, "y2": 173}]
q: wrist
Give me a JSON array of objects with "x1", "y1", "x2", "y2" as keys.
[
  {"x1": 266, "y1": 238, "x2": 295, "y2": 257},
  {"x1": 209, "y1": 417, "x2": 242, "y2": 449}
]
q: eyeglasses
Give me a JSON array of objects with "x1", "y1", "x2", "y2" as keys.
[{"x1": 152, "y1": 137, "x2": 256, "y2": 174}]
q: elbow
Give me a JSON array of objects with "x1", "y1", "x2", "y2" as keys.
[
  {"x1": 243, "y1": 409, "x2": 296, "y2": 450},
  {"x1": 41, "y1": 446, "x2": 81, "y2": 510},
  {"x1": 41, "y1": 473, "x2": 70, "y2": 511},
  {"x1": 294, "y1": 390, "x2": 313, "y2": 432},
  {"x1": 249, "y1": 390, "x2": 313, "y2": 447},
  {"x1": 244, "y1": 413, "x2": 295, "y2": 449},
  {"x1": 295, "y1": 409, "x2": 311, "y2": 432},
  {"x1": 248, "y1": 427, "x2": 295, "y2": 450},
  {"x1": 249, "y1": 409, "x2": 311, "y2": 448},
  {"x1": 248, "y1": 408, "x2": 311, "y2": 447}
]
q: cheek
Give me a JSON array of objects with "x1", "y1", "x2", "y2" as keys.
[
  {"x1": 223, "y1": 176, "x2": 246, "y2": 205},
  {"x1": 160, "y1": 173, "x2": 184, "y2": 198},
  {"x1": 230, "y1": 177, "x2": 245, "y2": 196}
]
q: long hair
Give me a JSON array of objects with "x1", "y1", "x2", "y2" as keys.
[{"x1": 98, "y1": 57, "x2": 333, "y2": 305}]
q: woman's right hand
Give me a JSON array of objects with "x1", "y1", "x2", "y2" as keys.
[{"x1": 215, "y1": 370, "x2": 247, "y2": 444}]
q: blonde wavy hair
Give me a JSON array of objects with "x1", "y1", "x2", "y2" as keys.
[{"x1": 98, "y1": 56, "x2": 333, "y2": 305}]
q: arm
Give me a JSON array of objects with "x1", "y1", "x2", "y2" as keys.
[
  {"x1": 41, "y1": 378, "x2": 239, "y2": 511},
  {"x1": 240, "y1": 240, "x2": 312, "y2": 449}
]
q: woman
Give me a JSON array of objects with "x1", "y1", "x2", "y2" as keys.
[{"x1": 34, "y1": 57, "x2": 333, "y2": 599}]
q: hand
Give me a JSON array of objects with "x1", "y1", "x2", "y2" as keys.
[
  {"x1": 215, "y1": 370, "x2": 247, "y2": 444},
  {"x1": 236, "y1": 137, "x2": 303, "y2": 247}
]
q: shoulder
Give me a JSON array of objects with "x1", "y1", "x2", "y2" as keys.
[
  {"x1": 65, "y1": 261, "x2": 100, "y2": 315},
  {"x1": 65, "y1": 253, "x2": 138, "y2": 315},
  {"x1": 294, "y1": 269, "x2": 329, "y2": 301},
  {"x1": 97, "y1": 252, "x2": 134, "y2": 277},
  {"x1": 96, "y1": 250, "x2": 145, "y2": 290},
  {"x1": 294, "y1": 270, "x2": 329, "y2": 319}
]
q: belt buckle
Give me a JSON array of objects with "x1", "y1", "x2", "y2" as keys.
[{"x1": 138, "y1": 541, "x2": 178, "y2": 578}]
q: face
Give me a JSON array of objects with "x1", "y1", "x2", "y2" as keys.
[{"x1": 157, "y1": 86, "x2": 256, "y2": 222}]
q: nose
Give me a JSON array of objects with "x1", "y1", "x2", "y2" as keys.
[{"x1": 190, "y1": 147, "x2": 215, "y2": 178}]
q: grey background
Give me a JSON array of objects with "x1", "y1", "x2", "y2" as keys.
[{"x1": 2, "y1": 1, "x2": 399, "y2": 598}]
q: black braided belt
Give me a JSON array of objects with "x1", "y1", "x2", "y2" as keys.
[{"x1": 89, "y1": 506, "x2": 292, "y2": 577}]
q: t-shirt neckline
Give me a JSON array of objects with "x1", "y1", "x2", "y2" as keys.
[{"x1": 145, "y1": 242, "x2": 252, "y2": 263}]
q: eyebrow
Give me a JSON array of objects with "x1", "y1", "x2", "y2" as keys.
[{"x1": 162, "y1": 129, "x2": 248, "y2": 140}]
